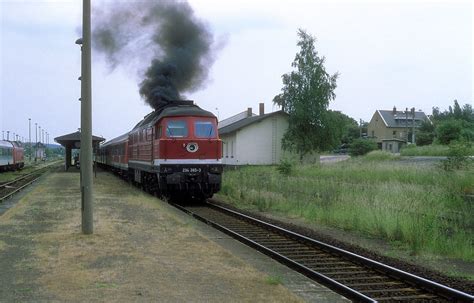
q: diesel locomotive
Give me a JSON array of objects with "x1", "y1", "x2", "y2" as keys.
[{"x1": 97, "y1": 101, "x2": 223, "y2": 200}]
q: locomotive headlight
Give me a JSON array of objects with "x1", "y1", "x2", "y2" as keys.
[{"x1": 186, "y1": 142, "x2": 199, "y2": 153}]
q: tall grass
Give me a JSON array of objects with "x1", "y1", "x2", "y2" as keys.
[
  {"x1": 400, "y1": 145, "x2": 450, "y2": 156},
  {"x1": 217, "y1": 159, "x2": 474, "y2": 261}
]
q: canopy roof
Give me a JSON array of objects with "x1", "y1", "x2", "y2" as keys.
[{"x1": 55, "y1": 131, "x2": 105, "y2": 147}]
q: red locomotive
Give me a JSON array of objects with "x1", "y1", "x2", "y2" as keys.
[
  {"x1": 0, "y1": 140, "x2": 25, "y2": 172},
  {"x1": 97, "y1": 101, "x2": 222, "y2": 200}
]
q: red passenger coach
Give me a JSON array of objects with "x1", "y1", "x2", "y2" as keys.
[
  {"x1": 98, "y1": 101, "x2": 223, "y2": 200},
  {"x1": 0, "y1": 140, "x2": 24, "y2": 171},
  {"x1": 97, "y1": 133, "x2": 129, "y2": 176}
]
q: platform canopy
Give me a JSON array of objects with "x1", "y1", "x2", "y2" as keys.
[{"x1": 54, "y1": 131, "x2": 105, "y2": 170}]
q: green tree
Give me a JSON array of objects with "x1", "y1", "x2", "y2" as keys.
[
  {"x1": 416, "y1": 120, "x2": 435, "y2": 146},
  {"x1": 436, "y1": 119, "x2": 463, "y2": 145},
  {"x1": 273, "y1": 29, "x2": 338, "y2": 159}
]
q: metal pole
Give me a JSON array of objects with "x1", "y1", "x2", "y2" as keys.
[
  {"x1": 81, "y1": 0, "x2": 93, "y2": 234},
  {"x1": 7, "y1": 131, "x2": 9, "y2": 140},
  {"x1": 28, "y1": 119, "x2": 31, "y2": 160},
  {"x1": 411, "y1": 107, "x2": 416, "y2": 144},
  {"x1": 405, "y1": 108, "x2": 408, "y2": 142},
  {"x1": 35, "y1": 123, "x2": 37, "y2": 161}
]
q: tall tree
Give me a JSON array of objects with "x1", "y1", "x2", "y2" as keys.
[{"x1": 273, "y1": 29, "x2": 338, "y2": 158}]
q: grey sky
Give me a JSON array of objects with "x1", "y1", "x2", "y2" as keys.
[{"x1": 0, "y1": 0, "x2": 472, "y2": 142}]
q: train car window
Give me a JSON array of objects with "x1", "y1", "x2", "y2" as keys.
[
  {"x1": 195, "y1": 121, "x2": 216, "y2": 138},
  {"x1": 147, "y1": 128, "x2": 153, "y2": 141},
  {"x1": 155, "y1": 125, "x2": 162, "y2": 139},
  {"x1": 166, "y1": 120, "x2": 188, "y2": 138}
]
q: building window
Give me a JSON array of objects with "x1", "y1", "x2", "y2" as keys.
[{"x1": 392, "y1": 130, "x2": 397, "y2": 137}]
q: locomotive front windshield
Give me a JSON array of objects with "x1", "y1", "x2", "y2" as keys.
[
  {"x1": 166, "y1": 120, "x2": 188, "y2": 138},
  {"x1": 195, "y1": 121, "x2": 216, "y2": 138}
]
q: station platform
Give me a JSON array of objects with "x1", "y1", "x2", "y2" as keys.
[{"x1": 0, "y1": 169, "x2": 347, "y2": 302}]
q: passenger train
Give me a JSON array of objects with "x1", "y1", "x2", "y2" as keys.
[
  {"x1": 0, "y1": 140, "x2": 25, "y2": 171},
  {"x1": 97, "y1": 101, "x2": 223, "y2": 200}
]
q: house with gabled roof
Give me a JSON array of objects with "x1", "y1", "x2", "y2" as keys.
[
  {"x1": 218, "y1": 103, "x2": 288, "y2": 165},
  {"x1": 367, "y1": 107, "x2": 429, "y2": 150}
]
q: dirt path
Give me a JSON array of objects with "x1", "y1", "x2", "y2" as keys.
[{"x1": 0, "y1": 170, "x2": 303, "y2": 302}]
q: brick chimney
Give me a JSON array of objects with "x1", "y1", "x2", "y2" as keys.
[
  {"x1": 259, "y1": 103, "x2": 265, "y2": 116},
  {"x1": 393, "y1": 106, "x2": 397, "y2": 115},
  {"x1": 247, "y1": 107, "x2": 252, "y2": 117}
]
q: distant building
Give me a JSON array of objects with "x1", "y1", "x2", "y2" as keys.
[
  {"x1": 34, "y1": 142, "x2": 46, "y2": 160},
  {"x1": 367, "y1": 107, "x2": 429, "y2": 149},
  {"x1": 218, "y1": 104, "x2": 288, "y2": 165}
]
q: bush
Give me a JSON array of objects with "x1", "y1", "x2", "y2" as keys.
[
  {"x1": 441, "y1": 141, "x2": 473, "y2": 170},
  {"x1": 277, "y1": 158, "x2": 293, "y2": 176},
  {"x1": 349, "y1": 139, "x2": 377, "y2": 156},
  {"x1": 436, "y1": 119, "x2": 463, "y2": 145},
  {"x1": 363, "y1": 150, "x2": 399, "y2": 161}
]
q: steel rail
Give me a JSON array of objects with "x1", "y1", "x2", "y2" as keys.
[
  {"x1": 175, "y1": 202, "x2": 474, "y2": 302},
  {"x1": 175, "y1": 203, "x2": 376, "y2": 302},
  {"x1": 0, "y1": 163, "x2": 57, "y2": 202},
  {"x1": 208, "y1": 203, "x2": 474, "y2": 302}
]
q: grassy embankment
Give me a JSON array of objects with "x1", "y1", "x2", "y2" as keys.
[
  {"x1": 400, "y1": 144, "x2": 474, "y2": 156},
  {"x1": 0, "y1": 158, "x2": 62, "y2": 183},
  {"x1": 216, "y1": 154, "x2": 473, "y2": 261}
]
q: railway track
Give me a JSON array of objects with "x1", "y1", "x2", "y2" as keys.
[
  {"x1": 175, "y1": 202, "x2": 474, "y2": 302},
  {"x1": 0, "y1": 165, "x2": 56, "y2": 202}
]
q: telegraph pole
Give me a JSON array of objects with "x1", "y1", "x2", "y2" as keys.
[
  {"x1": 35, "y1": 123, "x2": 38, "y2": 161},
  {"x1": 28, "y1": 118, "x2": 31, "y2": 160},
  {"x1": 411, "y1": 107, "x2": 416, "y2": 144},
  {"x1": 80, "y1": 0, "x2": 94, "y2": 234},
  {"x1": 405, "y1": 108, "x2": 409, "y2": 142}
]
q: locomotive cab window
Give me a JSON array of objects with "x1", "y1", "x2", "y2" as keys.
[
  {"x1": 195, "y1": 121, "x2": 216, "y2": 138},
  {"x1": 166, "y1": 120, "x2": 188, "y2": 138}
]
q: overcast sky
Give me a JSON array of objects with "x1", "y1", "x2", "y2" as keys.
[{"x1": 0, "y1": 0, "x2": 472, "y2": 142}]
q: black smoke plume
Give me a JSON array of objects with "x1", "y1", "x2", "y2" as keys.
[{"x1": 92, "y1": 1, "x2": 216, "y2": 109}]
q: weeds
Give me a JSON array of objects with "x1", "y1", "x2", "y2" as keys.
[
  {"x1": 217, "y1": 159, "x2": 474, "y2": 261},
  {"x1": 265, "y1": 275, "x2": 282, "y2": 285}
]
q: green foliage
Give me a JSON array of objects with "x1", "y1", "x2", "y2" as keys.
[
  {"x1": 430, "y1": 100, "x2": 474, "y2": 145},
  {"x1": 349, "y1": 139, "x2": 377, "y2": 156},
  {"x1": 400, "y1": 144, "x2": 450, "y2": 156},
  {"x1": 273, "y1": 29, "x2": 338, "y2": 158},
  {"x1": 265, "y1": 275, "x2": 282, "y2": 285},
  {"x1": 325, "y1": 110, "x2": 359, "y2": 145},
  {"x1": 363, "y1": 150, "x2": 399, "y2": 161},
  {"x1": 436, "y1": 119, "x2": 464, "y2": 145},
  {"x1": 416, "y1": 120, "x2": 435, "y2": 146},
  {"x1": 217, "y1": 162, "x2": 474, "y2": 261},
  {"x1": 441, "y1": 141, "x2": 473, "y2": 171},
  {"x1": 277, "y1": 158, "x2": 293, "y2": 176}
]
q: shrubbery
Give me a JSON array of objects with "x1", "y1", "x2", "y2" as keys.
[
  {"x1": 441, "y1": 141, "x2": 473, "y2": 170},
  {"x1": 277, "y1": 158, "x2": 293, "y2": 176},
  {"x1": 349, "y1": 139, "x2": 377, "y2": 156}
]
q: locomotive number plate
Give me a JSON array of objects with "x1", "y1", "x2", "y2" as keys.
[{"x1": 182, "y1": 167, "x2": 202, "y2": 173}]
